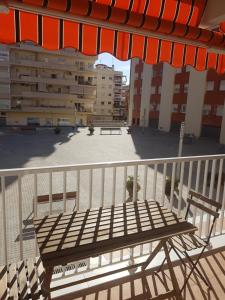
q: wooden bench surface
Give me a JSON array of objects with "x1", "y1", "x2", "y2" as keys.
[
  {"x1": 100, "y1": 127, "x2": 121, "y2": 130},
  {"x1": 0, "y1": 257, "x2": 45, "y2": 300},
  {"x1": 37, "y1": 191, "x2": 76, "y2": 203},
  {"x1": 33, "y1": 200, "x2": 196, "y2": 267}
]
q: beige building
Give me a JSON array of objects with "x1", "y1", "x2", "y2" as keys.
[
  {"x1": 0, "y1": 43, "x2": 97, "y2": 127},
  {"x1": 94, "y1": 64, "x2": 125, "y2": 121}
]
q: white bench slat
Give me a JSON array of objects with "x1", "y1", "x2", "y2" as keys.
[
  {"x1": 0, "y1": 265, "x2": 8, "y2": 300},
  {"x1": 8, "y1": 263, "x2": 18, "y2": 299},
  {"x1": 17, "y1": 260, "x2": 28, "y2": 299},
  {"x1": 27, "y1": 258, "x2": 39, "y2": 299}
]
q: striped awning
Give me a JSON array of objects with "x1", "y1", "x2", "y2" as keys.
[{"x1": 1, "y1": 0, "x2": 225, "y2": 73}]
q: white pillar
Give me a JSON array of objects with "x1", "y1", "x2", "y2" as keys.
[
  {"x1": 158, "y1": 63, "x2": 176, "y2": 132},
  {"x1": 185, "y1": 69, "x2": 207, "y2": 138},
  {"x1": 140, "y1": 64, "x2": 153, "y2": 127},
  {"x1": 128, "y1": 58, "x2": 139, "y2": 126},
  {"x1": 220, "y1": 103, "x2": 225, "y2": 144}
]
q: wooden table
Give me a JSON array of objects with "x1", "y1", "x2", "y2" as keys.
[{"x1": 33, "y1": 200, "x2": 197, "y2": 299}]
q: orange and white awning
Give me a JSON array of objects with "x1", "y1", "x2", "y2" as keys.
[{"x1": 1, "y1": 0, "x2": 225, "y2": 73}]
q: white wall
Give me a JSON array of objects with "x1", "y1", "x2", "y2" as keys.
[
  {"x1": 158, "y1": 64, "x2": 176, "y2": 132},
  {"x1": 128, "y1": 58, "x2": 139, "y2": 126},
  {"x1": 185, "y1": 69, "x2": 207, "y2": 138},
  {"x1": 220, "y1": 103, "x2": 225, "y2": 144},
  {"x1": 140, "y1": 64, "x2": 153, "y2": 127}
]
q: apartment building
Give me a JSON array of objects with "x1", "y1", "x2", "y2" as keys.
[
  {"x1": 95, "y1": 64, "x2": 126, "y2": 121},
  {"x1": 0, "y1": 43, "x2": 97, "y2": 127},
  {"x1": 129, "y1": 59, "x2": 225, "y2": 144}
]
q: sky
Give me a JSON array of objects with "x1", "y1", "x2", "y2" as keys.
[{"x1": 95, "y1": 53, "x2": 131, "y2": 85}]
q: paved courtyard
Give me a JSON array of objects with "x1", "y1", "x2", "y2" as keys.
[{"x1": 0, "y1": 126, "x2": 224, "y2": 264}]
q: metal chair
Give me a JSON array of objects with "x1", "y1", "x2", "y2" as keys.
[{"x1": 158, "y1": 190, "x2": 221, "y2": 293}]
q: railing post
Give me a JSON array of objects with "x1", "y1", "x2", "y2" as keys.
[
  {"x1": 18, "y1": 175, "x2": 23, "y2": 260},
  {"x1": 1, "y1": 176, "x2": 7, "y2": 264}
]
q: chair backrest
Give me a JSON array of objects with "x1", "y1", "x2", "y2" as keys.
[{"x1": 185, "y1": 190, "x2": 222, "y2": 240}]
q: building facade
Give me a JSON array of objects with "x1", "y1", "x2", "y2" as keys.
[
  {"x1": 129, "y1": 59, "x2": 225, "y2": 144},
  {"x1": 0, "y1": 43, "x2": 97, "y2": 127},
  {"x1": 95, "y1": 64, "x2": 126, "y2": 121}
]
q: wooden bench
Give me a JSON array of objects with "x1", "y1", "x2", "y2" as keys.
[
  {"x1": 35, "y1": 191, "x2": 77, "y2": 211},
  {"x1": 100, "y1": 127, "x2": 122, "y2": 135},
  {"x1": 0, "y1": 257, "x2": 45, "y2": 300}
]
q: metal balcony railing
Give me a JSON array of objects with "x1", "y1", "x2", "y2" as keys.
[{"x1": 0, "y1": 154, "x2": 225, "y2": 277}]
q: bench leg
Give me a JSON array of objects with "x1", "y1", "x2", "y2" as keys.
[
  {"x1": 42, "y1": 266, "x2": 53, "y2": 299},
  {"x1": 163, "y1": 243, "x2": 184, "y2": 300}
]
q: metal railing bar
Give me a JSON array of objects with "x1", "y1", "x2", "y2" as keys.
[{"x1": 1, "y1": 154, "x2": 225, "y2": 176}]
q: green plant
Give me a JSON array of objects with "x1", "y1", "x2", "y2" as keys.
[
  {"x1": 54, "y1": 126, "x2": 61, "y2": 134},
  {"x1": 88, "y1": 125, "x2": 94, "y2": 135},
  {"x1": 165, "y1": 176, "x2": 179, "y2": 196},
  {"x1": 126, "y1": 176, "x2": 141, "y2": 199}
]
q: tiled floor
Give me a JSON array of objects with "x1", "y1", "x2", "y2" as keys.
[{"x1": 54, "y1": 247, "x2": 225, "y2": 300}]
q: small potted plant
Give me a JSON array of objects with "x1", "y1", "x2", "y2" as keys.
[
  {"x1": 165, "y1": 176, "x2": 179, "y2": 196},
  {"x1": 88, "y1": 123, "x2": 94, "y2": 135},
  {"x1": 54, "y1": 126, "x2": 61, "y2": 134},
  {"x1": 126, "y1": 176, "x2": 141, "y2": 201}
]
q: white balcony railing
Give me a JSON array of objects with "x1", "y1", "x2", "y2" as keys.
[{"x1": 0, "y1": 154, "x2": 225, "y2": 276}]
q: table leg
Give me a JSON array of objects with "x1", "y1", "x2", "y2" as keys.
[
  {"x1": 42, "y1": 266, "x2": 54, "y2": 299},
  {"x1": 142, "y1": 240, "x2": 165, "y2": 271},
  {"x1": 163, "y1": 243, "x2": 183, "y2": 300}
]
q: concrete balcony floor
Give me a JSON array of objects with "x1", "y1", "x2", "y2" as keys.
[{"x1": 52, "y1": 246, "x2": 225, "y2": 300}]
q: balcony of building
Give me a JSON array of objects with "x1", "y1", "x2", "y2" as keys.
[
  {"x1": 10, "y1": 105, "x2": 76, "y2": 114},
  {"x1": 0, "y1": 154, "x2": 225, "y2": 299},
  {"x1": 10, "y1": 58, "x2": 96, "y2": 74},
  {"x1": 11, "y1": 91, "x2": 96, "y2": 102},
  {"x1": 11, "y1": 74, "x2": 97, "y2": 88}
]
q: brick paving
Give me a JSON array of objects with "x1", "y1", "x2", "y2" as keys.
[{"x1": 0, "y1": 127, "x2": 224, "y2": 264}]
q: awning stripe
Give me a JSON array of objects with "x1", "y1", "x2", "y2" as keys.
[{"x1": 1, "y1": 3, "x2": 225, "y2": 73}]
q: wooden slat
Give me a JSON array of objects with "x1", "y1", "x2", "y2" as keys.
[
  {"x1": 35, "y1": 257, "x2": 45, "y2": 285},
  {"x1": 8, "y1": 263, "x2": 18, "y2": 299},
  {"x1": 27, "y1": 258, "x2": 39, "y2": 299},
  {"x1": 0, "y1": 265, "x2": 8, "y2": 300},
  {"x1": 171, "y1": 234, "x2": 206, "y2": 252},
  {"x1": 187, "y1": 198, "x2": 220, "y2": 218},
  {"x1": 189, "y1": 190, "x2": 222, "y2": 209},
  {"x1": 37, "y1": 191, "x2": 76, "y2": 203},
  {"x1": 17, "y1": 260, "x2": 28, "y2": 299}
]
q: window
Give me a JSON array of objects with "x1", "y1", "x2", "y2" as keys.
[
  {"x1": 174, "y1": 84, "x2": 180, "y2": 93},
  {"x1": 151, "y1": 86, "x2": 156, "y2": 94},
  {"x1": 186, "y1": 66, "x2": 192, "y2": 72},
  {"x1": 109, "y1": 77, "x2": 113, "y2": 80},
  {"x1": 202, "y1": 105, "x2": 211, "y2": 115},
  {"x1": 172, "y1": 104, "x2": 178, "y2": 112},
  {"x1": 108, "y1": 101, "x2": 112, "y2": 104},
  {"x1": 108, "y1": 93, "x2": 111, "y2": 96},
  {"x1": 207, "y1": 81, "x2": 214, "y2": 91},
  {"x1": 108, "y1": 109, "x2": 112, "y2": 113},
  {"x1": 175, "y1": 68, "x2": 182, "y2": 74},
  {"x1": 181, "y1": 104, "x2": 186, "y2": 113},
  {"x1": 216, "y1": 105, "x2": 224, "y2": 116},
  {"x1": 102, "y1": 76, "x2": 105, "y2": 80},
  {"x1": 184, "y1": 83, "x2": 189, "y2": 93},
  {"x1": 101, "y1": 101, "x2": 104, "y2": 105},
  {"x1": 219, "y1": 80, "x2": 225, "y2": 91}
]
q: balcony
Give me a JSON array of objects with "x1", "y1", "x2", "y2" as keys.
[
  {"x1": 10, "y1": 58, "x2": 96, "y2": 74},
  {"x1": 10, "y1": 105, "x2": 75, "y2": 114},
  {"x1": 11, "y1": 75, "x2": 97, "y2": 88},
  {"x1": 0, "y1": 154, "x2": 225, "y2": 298},
  {"x1": 11, "y1": 91, "x2": 96, "y2": 101}
]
